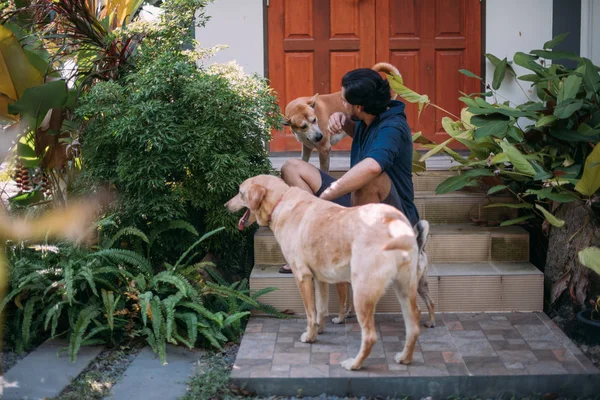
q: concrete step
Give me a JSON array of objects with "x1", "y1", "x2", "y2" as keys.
[
  {"x1": 248, "y1": 262, "x2": 543, "y2": 315},
  {"x1": 0, "y1": 339, "x2": 103, "y2": 400},
  {"x1": 254, "y1": 224, "x2": 530, "y2": 266}
]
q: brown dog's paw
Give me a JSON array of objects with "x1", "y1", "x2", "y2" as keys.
[
  {"x1": 394, "y1": 351, "x2": 412, "y2": 365},
  {"x1": 331, "y1": 316, "x2": 344, "y2": 324},
  {"x1": 340, "y1": 358, "x2": 360, "y2": 371},
  {"x1": 424, "y1": 321, "x2": 435, "y2": 328}
]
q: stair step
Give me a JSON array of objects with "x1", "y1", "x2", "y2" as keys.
[
  {"x1": 414, "y1": 192, "x2": 517, "y2": 223},
  {"x1": 249, "y1": 262, "x2": 543, "y2": 315},
  {"x1": 254, "y1": 224, "x2": 530, "y2": 265}
]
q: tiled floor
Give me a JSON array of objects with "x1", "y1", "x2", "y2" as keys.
[{"x1": 231, "y1": 312, "x2": 598, "y2": 379}]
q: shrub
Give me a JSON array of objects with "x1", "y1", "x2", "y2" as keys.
[{"x1": 76, "y1": 2, "x2": 282, "y2": 271}]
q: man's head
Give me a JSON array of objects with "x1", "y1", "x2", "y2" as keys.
[{"x1": 341, "y1": 68, "x2": 391, "y2": 119}]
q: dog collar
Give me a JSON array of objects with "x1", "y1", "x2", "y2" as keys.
[{"x1": 267, "y1": 196, "x2": 284, "y2": 226}]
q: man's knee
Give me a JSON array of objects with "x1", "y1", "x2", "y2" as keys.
[
  {"x1": 280, "y1": 158, "x2": 305, "y2": 184},
  {"x1": 353, "y1": 173, "x2": 391, "y2": 205}
]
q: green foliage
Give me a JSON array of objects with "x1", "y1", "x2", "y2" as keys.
[
  {"x1": 77, "y1": 29, "x2": 281, "y2": 269},
  {"x1": 2, "y1": 223, "x2": 281, "y2": 364},
  {"x1": 390, "y1": 34, "x2": 600, "y2": 227}
]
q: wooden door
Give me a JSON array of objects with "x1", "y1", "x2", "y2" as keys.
[
  {"x1": 267, "y1": 0, "x2": 376, "y2": 152},
  {"x1": 267, "y1": 0, "x2": 482, "y2": 152},
  {"x1": 376, "y1": 0, "x2": 482, "y2": 144}
]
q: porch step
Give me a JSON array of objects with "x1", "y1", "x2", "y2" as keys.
[
  {"x1": 254, "y1": 224, "x2": 530, "y2": 265},
  {"x1": 249, "y1": 262, "x2": 543, "y2": 315},
  {"x1": 414, "y1": 191, "x2": 517, "y2": 223}
]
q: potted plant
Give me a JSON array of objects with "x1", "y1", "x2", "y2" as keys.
[{"x1": 576, "y1": 247, "x2": 600, "y2": 332}]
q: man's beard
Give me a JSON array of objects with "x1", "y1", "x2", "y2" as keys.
[{"x1": 350, "y1": 115, "x2": 360, "y2": 122}]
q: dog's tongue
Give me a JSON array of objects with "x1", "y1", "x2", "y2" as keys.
[{"x1": 238, "y1": 209, "x2": 250, "y2": 231}]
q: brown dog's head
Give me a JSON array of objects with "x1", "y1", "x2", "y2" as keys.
[
  {"x1": 283, "y1": 94, "x2": 324, "y2": 145},
  {"x1": 224, "y1": 175, "x2": 289, "y2": 230}
]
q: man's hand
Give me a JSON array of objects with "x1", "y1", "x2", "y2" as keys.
[
  {"x1": 319, "y1": 158, "x2": 382, "y2": 201},
  {"x1": 327, "y1": 112, "x2": 348, "y2": 135}
]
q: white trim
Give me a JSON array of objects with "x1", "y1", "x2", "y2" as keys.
[{"x1": 580, "y1": 0, "x2": 593, "y2": 59}]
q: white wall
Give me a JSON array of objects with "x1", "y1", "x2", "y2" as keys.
[
  {"x1": 484, "y1": 0, "x2": 553, "y2": 105},
  {"x1": 581, "y1": 0, "x2": 600, "y2": 65},
  {"x1": 194, "y1": 0, "x2": 264, "y2": 76}
]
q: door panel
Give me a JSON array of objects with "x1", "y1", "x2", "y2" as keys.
[{"x1": 268, "y1": 0, "x2": 375, "y2": 152}]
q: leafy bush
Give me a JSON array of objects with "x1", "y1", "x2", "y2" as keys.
[
  {"x1": 389, "y1": 33, "x2": 600, "y2": 228},
  {"x1": 1, "y1": 223, "x2": 283, "y2": 363},
  {"x1": 76, "y1": 4, "x2": 281, "y2": 270}
]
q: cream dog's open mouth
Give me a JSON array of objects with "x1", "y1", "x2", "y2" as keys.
[{"x1": 238, "y1": 209, "x2": 251, "y2": 230}]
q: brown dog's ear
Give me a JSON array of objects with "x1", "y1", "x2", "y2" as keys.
[
  {"x1": 307, "y1": 94, "x2": 318, "y2": 108},
  {"x1": 247, "y1": 184, "x2": 267, "y2": 211}
]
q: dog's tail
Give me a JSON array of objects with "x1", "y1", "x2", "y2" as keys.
[
  {"x1": 372, "y1": 62, "x2": 400, "y2": 99},
  {"x1": 381, "y1": 216, "x2": 414, "y2": 256},
  {"x1": 414, "y1": 219, "x2": 429, "y2": 254}
]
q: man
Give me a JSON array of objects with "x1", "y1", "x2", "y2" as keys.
[{"x1": 279, "y1": 67, "x2": 420, "y2": 273}]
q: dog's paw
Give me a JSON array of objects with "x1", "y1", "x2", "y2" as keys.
[
  {"x1": 340, "y1": 358, "x2": 359, "y2": 371},
  {"x1": 331, "y1": 316, "x2": 344, "y2": 324},
  {"x1": 300, "y1": 332, "x2": 317, "y2": 343},
  {"x1": 394, "y1": 351, "x2": 413, "y2": 365},
  {"x1": 424, "y1": 321, "x2": 435, "y2": 328}
]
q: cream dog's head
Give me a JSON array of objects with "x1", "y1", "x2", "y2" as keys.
[
  {"x1": 224, "y1": 175, "x2": 289, "y2": 230},
  {"x1": 283, "y1": 94, "x2": 324, "y2": 146}
]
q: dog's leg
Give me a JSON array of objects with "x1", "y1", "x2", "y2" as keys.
[
  {"x1": 295, "y1": 273, "x2": 319, "y2": 343},
  {"x1": 340, "y1": 280, "x2": 384, "y2": 371},
  {"x1": 315, "y1": 279, "x2": 329, "y2": 333},
  {"x1": 418, "y1": 272, "x2": 436, "y2": 328},
  {"x1": 301, "y1": 144, "x2": 313, "y2": 163},
  {"x1": 392, "y1": 280, "x2": 421, "y2": 365},
  {"x1": 318, "y1": 143, "x2": 331, "y2": 174},
  {"x1": 332, "y1": 282, "x2": 347, "y2": 324}
]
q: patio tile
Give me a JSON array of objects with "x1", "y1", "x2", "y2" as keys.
[{"x1": 290, "y1": 364, "x2": 329, "y2": 378}]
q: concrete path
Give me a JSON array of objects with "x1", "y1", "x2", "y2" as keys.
[
  {"x1": 0, "y1": 339, "x2": 103, "y2": 400},
  {"x1": 104, "y1": 345, "x2": 201, "y2": 400}
]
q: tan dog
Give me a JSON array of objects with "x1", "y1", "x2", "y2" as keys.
[
  {"x1": 225, "y1": 174, "x2": 429, "y2": 370},
  {"x1": 282, "y1": 62, "x2": 401, "y2": 174}
]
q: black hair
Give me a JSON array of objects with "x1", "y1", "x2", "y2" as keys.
[{"x1": 341, "y1": 68, "x2": 391, "y2": 115}]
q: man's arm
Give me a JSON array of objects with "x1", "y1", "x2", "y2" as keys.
[{"x1": 319, "y1": 157, "x2": 381, "y2": 201}]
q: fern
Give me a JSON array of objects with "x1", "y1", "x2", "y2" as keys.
[
  {"x1": 162, "y1": 293, "x2": 184, "y2": 341},
  {"x1": 104, "y1": 227, "x2": 150, "y2": 249},
  {"x1": 77, "y1": 266, "x2": 98, "y2": 296},
  {"x1": 93, "y1": 265, "x2": 135, "y2": 280},
  {"x1": 84, "y1": 325, "x2": 111, "y2": 342},
  {"x1": 223, "y1": 311, "x2": 250, "y2": 328},
  {"x1": 198, "y1": 327, "x2": 223, "y2": 350},
  {"x1": 179, "y1": 301, "x2": 223, "y2": 328},
  {"x1": 22, "y1": 296, "x2": 40, "y2": 348},
  {"x1": 173, "y1": 331, "x2": 193, "y2": 350},
  {"x1": 173, "y1": 227, "x2": 225, "y2": 270},
  {"x1": 69, "y1": 304, "x2": 101, "y2": 362},
  {"x1": 101, "y1": 289, "x2": 118, "y2": 330},
  {"x1": 43, "y1": 302, "x2": 65, "y2": 337},
  {"x1": 204, "y1": 265, "x2": 228, "y2": 286},
  {"x1": 64, "y1": 261, "x2": 74, "y2": 305},
  {"x1": 138, "y1": 291, "x2": 153, "y2": 326},
  {"x1": 150, "y1": 295, "x2": 163, "y2": 345},
  {"x1": 92, "y1": 248, "x2": 153, "y2": 275},
  {"x1": 151, "y1": 271, "x2": 196, "y2": 297}
]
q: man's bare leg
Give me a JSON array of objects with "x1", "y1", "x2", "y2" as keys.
[{"x1": 351, "y1": 172, "x2": 392, "y2": 206}]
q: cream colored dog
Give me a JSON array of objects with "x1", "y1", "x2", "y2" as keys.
[
  {"x1": 283, "y1": 62, "x2": 401, "y2": 174},
  {"x1": 225, "y1": 174, "x2": 427, "y2": 370}
]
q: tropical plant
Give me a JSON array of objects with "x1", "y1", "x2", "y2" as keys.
[
  {"x1": 388, "y1": 33, "x2": 599, "y2": 228},
  {"x1": 1, "y1": 222, "x2": 284, "y2": 363}
]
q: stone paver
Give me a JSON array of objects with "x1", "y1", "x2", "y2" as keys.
[
  {"x1": 231, "y1": 313, "x2": 600, "y2": 398},
  {"x1": 0, "y1": 339, "x2": 103, "y2": 400},
  {"x1": 104, "y1": 345, "x2": 201, "y2": 400}
]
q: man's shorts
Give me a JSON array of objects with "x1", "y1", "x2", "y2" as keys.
[{"x1": 314, "y1": 170, "x2": 409, "y2": 219}]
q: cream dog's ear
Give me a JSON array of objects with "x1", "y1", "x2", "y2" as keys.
[{"x1": 247, "y1": 184, "x2": 266, "y2": 212}]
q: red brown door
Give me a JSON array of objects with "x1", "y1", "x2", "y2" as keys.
[
  {"x1": 267, "y1": 0, "x2": 482, "y2": 152},
  {"x1": 376, "y1": 0, "x2": 482, "y2": 145}
]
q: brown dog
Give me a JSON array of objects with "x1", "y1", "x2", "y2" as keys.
[
  {"x1": 225, "y1": 174, "x2": 428, "y2": 370},
  {"x1": 282, "y1": 62, "x2": 401, "y2": 174}
]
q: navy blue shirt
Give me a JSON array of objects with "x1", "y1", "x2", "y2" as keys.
[{"x1": 350, "y1": 100, "x2": 420, "y2": 226}]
